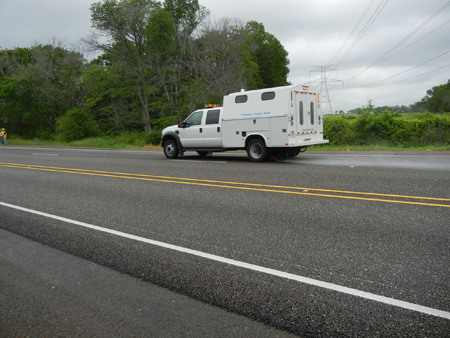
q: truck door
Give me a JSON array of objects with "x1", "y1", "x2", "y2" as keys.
[
  {"x1": 202, "y1": 109, "x2": 222, "y2": 147},
  {"x1": 296, "y1": 91, "x2": 317, "y2": 135},
  {"x1": 179, "y1": 110, "x2": 204, "y2": 148}
]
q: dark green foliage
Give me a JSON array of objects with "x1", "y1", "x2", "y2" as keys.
[
  {"x1": 416, "y1": 79, "x2": 450, "y2": 113},
  {"x1": 323, "y1": 116, "x2": 356, "y2": 145},
  {"x1": 146, "y1": 115, "x2": 179, "y2": 145},
  {"x1": 56, "y1": 109, "x2": 100, "y2": 142},
  {"x1": 0, "y1": 44, "x2": 85, "y2": 137},
  {"x1": 243, "y1": 21, "x2": 290, "y2": 89},
  {"x1": 324, "y1": 112, "x2": 450, "y2": 147},
  {"x1": 163, "y1": 0, "x2": 205, "y2": 33}
]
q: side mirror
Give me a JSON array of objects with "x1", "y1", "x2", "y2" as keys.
[{"x1": 178, "y1": 119, "x2": 185, "y2": 128}]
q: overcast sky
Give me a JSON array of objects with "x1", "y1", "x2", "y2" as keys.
[{"x1": 1, "y1": 0, "x2": 449, "y2": 113}]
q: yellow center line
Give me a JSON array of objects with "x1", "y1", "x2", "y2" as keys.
[{"x1": 2, "y1": 162, "x2": 450, "y2": 208}]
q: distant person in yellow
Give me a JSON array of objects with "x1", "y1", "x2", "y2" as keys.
[{"x1": 0, "y1": 128, "x2": 7, "y2": 145}]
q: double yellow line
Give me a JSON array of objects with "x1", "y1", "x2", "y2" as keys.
[{"x1": 2, "y1": 162, "x2": 450, "y2": 208}]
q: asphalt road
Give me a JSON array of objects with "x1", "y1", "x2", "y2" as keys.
[{"x1": 1, "y1": 146, "x2": 449, "y2": 337}]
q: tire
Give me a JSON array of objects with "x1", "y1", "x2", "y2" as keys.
[
  {"x1": 287, "y1": 148, "x2": 301, "y2": 157},
  {"x1": 197, "y1": 151, "x2": 208, "y2": 157},
  {"x1": 163, "y1": 139, "x2": 178, "y2": 159},
  {"x1": 264, "y1": 148, "x2": 273, "y2": 161},
  {"x1": 275, "y1": 150, "x2": 288, "y2": 161},
  {"x1": 246, "y1": 139, "x2": 268, "y2": 162}
]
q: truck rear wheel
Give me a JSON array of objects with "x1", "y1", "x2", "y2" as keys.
[
  {"x1": 247, "y1": 139, "x2": 268, "y2": 162},
  {"x1": 287, "y1": 148, "x2": 301, "y2": 157},
  {"x1": 163, "y1": 139, "x2": 178, "y2": 159}
]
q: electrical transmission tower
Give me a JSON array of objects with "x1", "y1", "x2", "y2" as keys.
[{"x1": 307, "y1": 66, "x2": 343, "y2": 114}]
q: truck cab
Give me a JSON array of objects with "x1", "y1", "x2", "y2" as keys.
[{"x1": 161, "y1": 107, "x2": 223, "y2": 158}]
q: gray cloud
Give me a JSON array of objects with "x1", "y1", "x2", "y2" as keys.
[
  {"x1": 202, "y1": 0, "x2": 450, "y2": 111},
  {"x1": 1, "y1": 0, "x2": 448, "y2": 112}
]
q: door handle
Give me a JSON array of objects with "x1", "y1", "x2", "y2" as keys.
[{"x1": 199, "y1": 128, "x2": 202, "y2": 133}]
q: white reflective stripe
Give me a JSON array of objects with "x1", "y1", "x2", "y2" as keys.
[{"x1": 1, "y1": 201, "x2": 449, "y2": 321}]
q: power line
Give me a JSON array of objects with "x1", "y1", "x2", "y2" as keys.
[
  {"x1": 345, "y1": 1, "x2": 450, "y2": 83},
  {"x1": 370, "y1": 19, "x2": 450, "y2": 66},
  {"x1": 335, "y1": 0, "x2": 390, "y2": 69},
  {"x1": 367, "y1": 63, "x2": 450, "y2": 88},
  {"x1": 363, "y1": 50, "x2": 450, "y2": 87},
  {"x1": 327, "y1": 0, "x2": 377, "y2": 67}
]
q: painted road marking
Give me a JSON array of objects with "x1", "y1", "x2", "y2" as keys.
[
  {"x1": 1, "y1": 162, "x2": 450, "y2": 208},
  {"x1": 172, "y1": 159, "x2": 228, "y2": 163},
  {"x1": 32, "y1": 153, "x2": 58, "y2": 156},
  {"x1": 1, "y1": 201, "x2": 449, "y2": 320}
]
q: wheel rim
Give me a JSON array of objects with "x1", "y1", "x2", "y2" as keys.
[
  {"x1": 165, "y1": 143, "x2": 175, "y2": 156},
  {"x1": 249, "y1": 143, "x2": 263, "y2": 159}
]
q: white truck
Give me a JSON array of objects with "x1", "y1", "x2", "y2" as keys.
[{"x1": 161, "y1": 84, "x2": 329, "y2": 162}]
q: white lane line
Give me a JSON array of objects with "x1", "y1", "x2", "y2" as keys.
[
  {"x1": 172, "y1": 160, "x2": 228, "y2": 163},
  {"x1": 32, "y1": 153, "x2": 58, "y2": 156},
  {"x1": 1, "y1": 201, "x2": 449, "y2": 321},
  {"x1": 303, "y1": 154, "x2": 450, "y2": 158}
]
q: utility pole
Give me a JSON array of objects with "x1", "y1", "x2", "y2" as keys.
[{"x1": 307, "y1": 66, "x2": 343, "y2": 114}]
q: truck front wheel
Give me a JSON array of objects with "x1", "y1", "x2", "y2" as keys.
[
  {"x1": 247, "y1": 139, "x2": 268, "y2": 162},
  {"x1": 163, "y1": 139, "x2": 179, "y2": 159}
]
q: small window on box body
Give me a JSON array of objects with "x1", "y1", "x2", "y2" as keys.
[
  {"x1": 235, "y1": 95, "x2": 248, "y2": 104},
  {"x1": 261, "y1": 92, "x2": 275, "y2": 101}
]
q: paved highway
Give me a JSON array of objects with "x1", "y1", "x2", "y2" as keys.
[{"x1": 1, "y1": 147, "x2": 449, "y2": 337}]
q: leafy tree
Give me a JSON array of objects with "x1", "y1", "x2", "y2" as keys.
[
  {"x1": 189, "y1": 17, "x2": 249, "y2": 98},
  {"x1": 417, "y1": 80, "x2": 450, "y2": 113},
  {"x1": 83, "y1": 57, "x2": 142, "y2": 133},
  {"x1": 164, "y1": 0, "x2": 207, "y2": 34},
  {"x1": 243, "y1": 21, "x2": 290, "y2": 89},
  {"x1": 162, "y1": 0, "x2": 209, "y2": 117},
  {"x1": 88, "y1": 0, "x2": 172, "y2": 133},
  {"x1": 0, "y1": 43, "x2": 85, "y2": 137},
  {"x1": 187, "y1": 18, "x2": 290, "y2": 100},
  {"x1": 87, "y1": 0, "x2": 208, "y2": 132}
]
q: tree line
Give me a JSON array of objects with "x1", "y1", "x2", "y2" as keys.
[
  {"x1": 346, "y1": 80, "x2": 450, "y2": 115},
  {"x1": 0, "y1": 0, "x2": 289, "y2": 141}
]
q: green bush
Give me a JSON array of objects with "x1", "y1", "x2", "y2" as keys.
[
  {"x1": 56, "y1": 109, "x2": 100, "y2": 142},
  {"x1": 323, "y1": 116, "x2": 355, "y2": 145},
  {"x1": 323, "y1": 112, "x2": 450, "y2": 147},
  {"x1": 38, "y1": 129, "x2": 55, "y2": 141}
]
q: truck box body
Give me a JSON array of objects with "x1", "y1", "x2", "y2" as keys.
[
  {"x1": 221, "y1": 84, "x2": 327, "y2": 148},
  {"x1": 161, "y1": 84, "x2": 329, "y2": 161}
]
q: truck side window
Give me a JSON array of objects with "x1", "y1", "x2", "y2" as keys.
[
  {"x1": 299, "y1": 101, "x2": 304, "y2": 125},
  {"x1": 206, "y1": 109, "x2": 220, "y2": 125},
  {"x1": 235, "y1": 95, "x2": 248, "y2": 104},
  {"x1": 185, "y1": 111, "x2": 204, "y2": 126},
  {"x1": 261, "y1": 92, "x2": 275, "y2": 101},
  {"x1": 310, "y1": 102, "x2": 315, "y2": 125}
]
